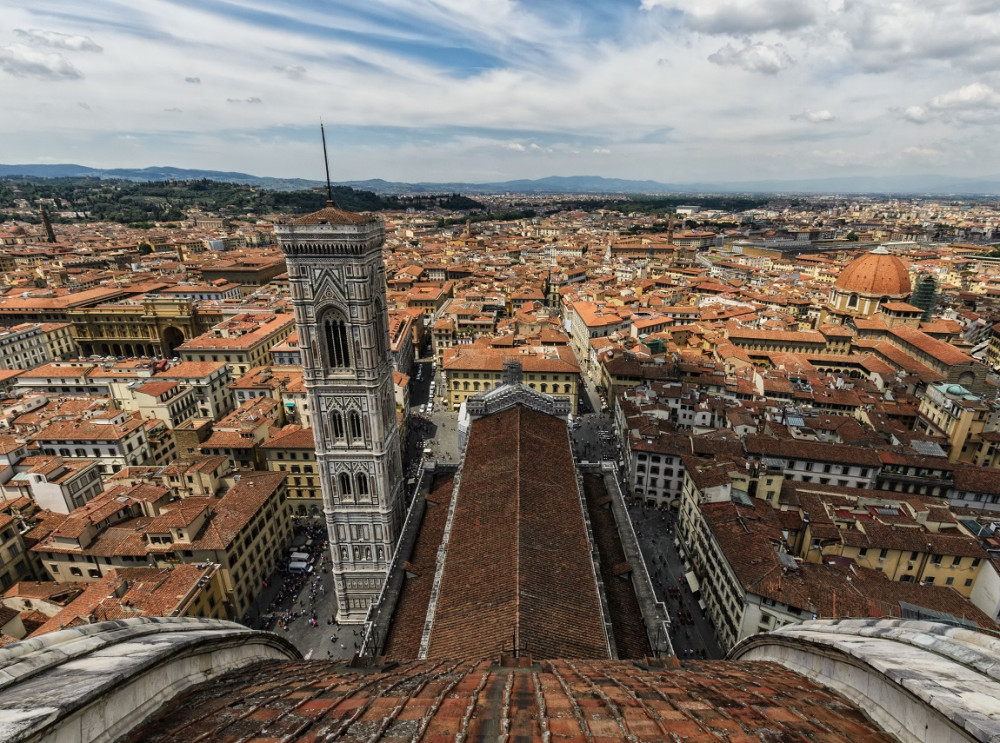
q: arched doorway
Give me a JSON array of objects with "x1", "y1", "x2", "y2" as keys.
[{"x1": 161, "y1": 326, "x2": 185, "y2": 357}]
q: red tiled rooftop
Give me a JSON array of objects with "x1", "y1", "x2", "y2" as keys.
[
  {"x1": 382, "y1": 473, "x2": 455, "y2": 661},
  {"x1": 155, "y1": 361, "x2": 228, "y2": 379},
  {"x1": 582, "y1": 474, "x2": 652, "y2": 658},
  {"x1": 291, "y1": 205, "x2": 378, "y2": 225},
  {"x1": 126, "y1": 658, "x2": 897, "y2": 743},
  {"x1": 427, "y1": 406, "x2": 609, "y2": 660}
]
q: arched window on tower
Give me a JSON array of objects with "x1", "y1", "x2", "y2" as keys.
[
  {"x1": 349, "y1": 411, "x2": 363, "y2": 440},
  {"x1": 331, "y1": 411, "x2": 345, "y2": 440},
  {"x1": 320, "y1": 311, "x2": 351, "y2": 369},
  {"x1": 847, "y1": 293, "x2": 859, "y2": 309},
  {"x1": 356, "y1": 473, "x2": 370, "y2": 499},
  {"x1": 339, "y1": 472, "x2": 352, "y2": 497}
]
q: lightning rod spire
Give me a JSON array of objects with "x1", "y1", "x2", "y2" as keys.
[{"x1": 320, "y1": 120, "x2": 335, "y2": 207}]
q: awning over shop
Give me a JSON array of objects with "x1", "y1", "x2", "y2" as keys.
[{"x1": 684, "y1": 570, "x2": 700, "y2": 593}]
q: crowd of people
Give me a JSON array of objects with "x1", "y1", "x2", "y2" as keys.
[
  {"x1": 571, "y1": 412, "x2": 619, "y2": 462},
  {"x1": 244, "y1": 521, "x2": 331, "y2": 632}
]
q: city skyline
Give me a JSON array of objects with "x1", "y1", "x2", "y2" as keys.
[{"x1": 4, "y1": 1, "x2": 1000, "y2": 184}]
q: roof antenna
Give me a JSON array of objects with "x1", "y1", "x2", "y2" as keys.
[{"x1": 320, "y1": 120, "x2": 336, "y2": 207}]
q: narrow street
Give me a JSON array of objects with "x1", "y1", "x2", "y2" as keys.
[
  {"x1": 569, "y1": 398, "x2": 721, "y2": 659},
  {"x1": 408, "y1": 356, "x2": 459, "y2": 463},
  {"x1": 241, "y1": 519, "x2": 364, "y2": 659},
  {"x1": 627, "y1": 502, "x2": 724, "y2": 659}
]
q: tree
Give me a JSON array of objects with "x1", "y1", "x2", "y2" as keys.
[{"x1": 845, "y1": 231, "x2": 859, "y2": 241}]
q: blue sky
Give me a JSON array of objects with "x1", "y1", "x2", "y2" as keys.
[{"x1": 3, "y1": 0, "x2": 1000, "y2": 183}]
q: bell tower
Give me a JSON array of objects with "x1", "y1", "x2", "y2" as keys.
[{"x1": 274, "y1": 143, "x2": 403, "y2": 621}]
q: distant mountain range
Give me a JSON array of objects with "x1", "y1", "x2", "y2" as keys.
[
  {"x1": 3, "y1": 163, "x2": 1000, "y2": 196},
  {"x1": 0, "y1": 164, "x2": 319, "y2": 191}
]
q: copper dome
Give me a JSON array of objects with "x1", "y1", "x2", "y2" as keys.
[{"x1": 834, "y1": 246, "x2": 911, "y2": 296}]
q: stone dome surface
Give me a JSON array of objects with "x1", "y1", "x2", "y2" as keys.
[
  {"x1": 834, "y1": 246, "x2": 911, "y2": 296},
  {"x1": 2, "y1": 617, "x2": 999, "y2": 743}
]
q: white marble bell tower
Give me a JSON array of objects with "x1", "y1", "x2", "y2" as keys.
[{"x1": 274, "y1": 199, "x2": 404, "y2": 622}]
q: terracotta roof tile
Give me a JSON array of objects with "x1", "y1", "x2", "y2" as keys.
[
  {"x1": 126, "y1": 658, "x2": 896, "y2": 743},
  {"x1": 427, "y1": 406, "x2": 608, "y2": 660},
  {"x1": 382, "y1": 473, "x2": 455, "y2": 661},
  {"x1": 582, "y1": 474, "x2": 652, "y2": 658}
]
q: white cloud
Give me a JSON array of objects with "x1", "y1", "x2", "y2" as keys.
[
  {"x1": 902, "y1": 145, "x2": 943, "y2": 160},
  {"x1": 274, "y1": 64, "x2": 306, "y2": 79},
  {"x1": 14, "y1": 28, "x2": 102, "y2": 52},
  {"x1": 708, "y1": 41, "x2": 792, "y2": 74},
  {"x1": 900, "y1": 105, "x2": 929, "y2": 124},
  {"x1": 502, "y1": 142, "x2": 526, "y2": 152},
  {"x1": 226, "y1": 96, "x2": 263, "y2": 104},
  {"x1": 895, "y1": 83, "x2": 1000, "y2": 128},
  {"x1": 930, "y1": 82, "x2": 1000, "y2": 111},
  {"x1": 831, "y1": 0, "x2": 1000, "y2": 73},
  {"x1": 791, "y1": 109, "x2": 834, "y2": 123},
  {"x1": 644, "y1": 0, "x2": 1000, "y2": 75},
  {"x1": 0, "y1": 44, "x2": 82, "y2": 80},
  {"x1": 593, "y1": 147, "x2": 611, "y2": 154},
  {"x1": 916, "y1": 82, "x2": 1000, "y2": 124},
  {"x1": 642, "y1": 0, "x2": 816, "y2": 34}
]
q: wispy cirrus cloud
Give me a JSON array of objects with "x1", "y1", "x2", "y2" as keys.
[{"x1": 2, "y1": 0, "x2": 1000, "y2": 182}]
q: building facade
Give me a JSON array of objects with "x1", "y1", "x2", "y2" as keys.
[
  {"x1": 0, "y1": 323, "x2": 55, "y2": 370},
  {"x1": 442, "y1": 341, "x2": 581, "y2": 414},
  {"x1": 261, "y1": 426, "x2": 321, "y2": 517},
  {"x1": 275, "y1": 203, "x2": 405, "y2": 622},
  {"x1": 69, "y1": 296, "x2": 199, "y2": 359}
]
